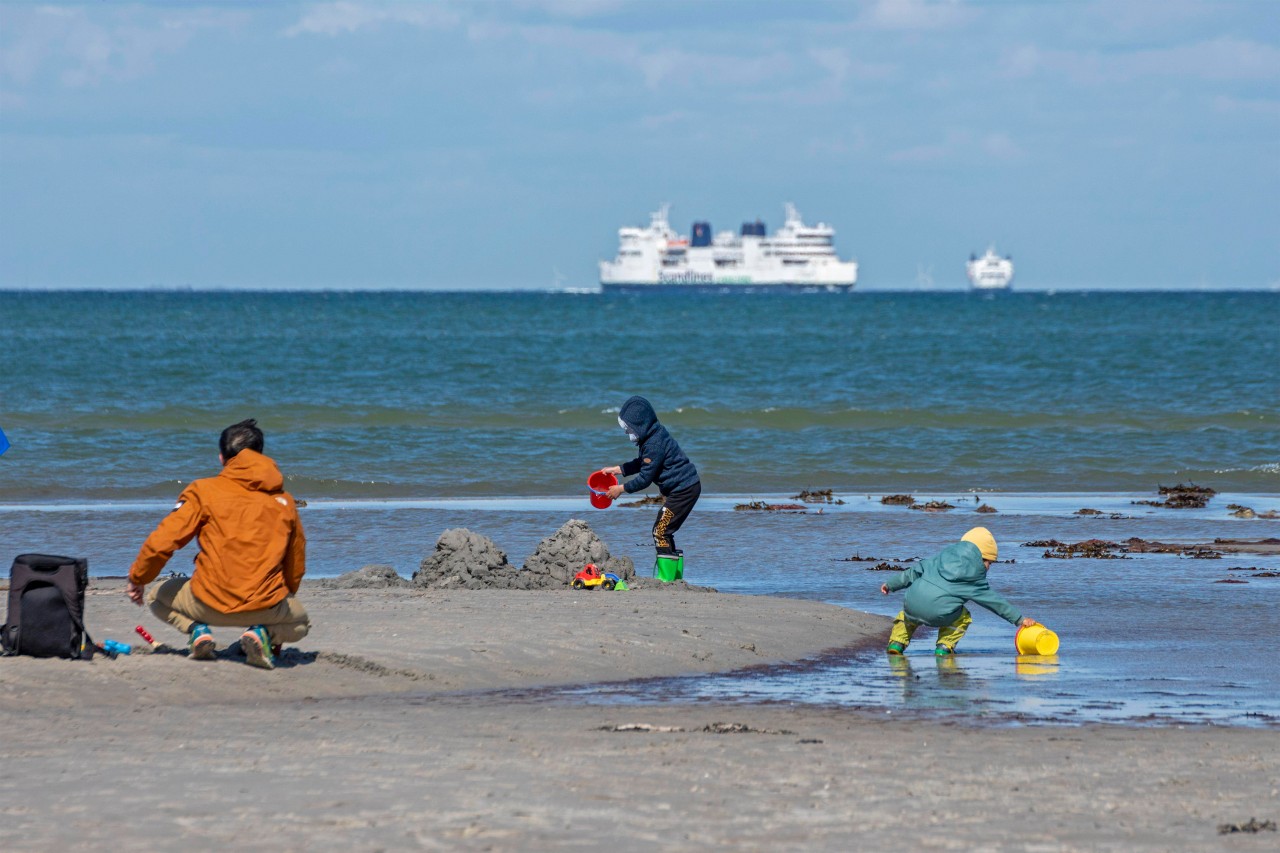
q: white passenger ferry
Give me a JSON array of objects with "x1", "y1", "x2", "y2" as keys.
[
  {"x1": 600, "y1": 204, "x2": 857, "y2": 293},
  {"x1": 967, "y1": 246, "x2": 1015, "y2": 291}
]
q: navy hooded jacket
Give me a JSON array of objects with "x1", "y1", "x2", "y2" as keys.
[{"x1": 617, "y1": 396, "x2": 699, "y2": 496}]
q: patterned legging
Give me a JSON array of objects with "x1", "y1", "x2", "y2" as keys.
[{"x1": 652, "y1": 481, "x2": 701, "y2": 554}]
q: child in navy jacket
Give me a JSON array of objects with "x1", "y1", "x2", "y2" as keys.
[{"x1": 602, "y1": 396, "x2": 701, "y2": 558}]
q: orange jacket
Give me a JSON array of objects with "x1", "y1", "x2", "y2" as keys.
[{"x1": 129, "y1": 449, "x2": 306, "y2": 614}]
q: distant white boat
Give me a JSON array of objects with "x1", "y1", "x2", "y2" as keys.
[{"x1": 967, "y1": 246, "x2": 1014, "y2": 290}]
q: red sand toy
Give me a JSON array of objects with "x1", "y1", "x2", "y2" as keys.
[
  {"x1": 135, "y1": 625, "x2": 167, "y2": 651},
  {"x1": 587, "y1": 470, "x2": 618, "y2": 509}
]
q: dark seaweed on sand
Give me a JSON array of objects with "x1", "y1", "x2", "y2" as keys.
[
  {"x1": 911, "y1": 500, "x2": 955, "y2": 512},
  {"x1": 734, "y1": 501, "x2": 806, "y2": 512},
  {"x1": 792, "y1": 488, "x2": 845, "y2": 504},
  {"x1": 1134, "y1": 482, "x2": 1217, "y2": 509}
]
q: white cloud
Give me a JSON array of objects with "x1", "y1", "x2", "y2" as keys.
[
  {"x1": 982, "y1": 133, "x2": 1024, "y2": 160},
  {"x1": 507, "y1": 0, "x2": 629, "y2": 19},
  {"x1": 887, "y1": 140, "x2": 950, "y2": 164},
  {"x1": 1213, "y1": 95, "x2": 1280, "y2": 120},
  {"x1": 285, "y1": 2, "x2": 460, "y2": 37},
  {"x1": 861, "y1": 0, "x2": 969, "y2": 31},
  {"x1": 0, "y1": 5, "x2": 244, "y2": 88},
  {"x1": 634, "y1": 47, "x2": 785, "y2": 91},
  {"x1": 887, "y1": 129, "x2": 1023, "y2": 164},
  {"x1": 1002, "y1": 37, "x2": 1280, "y2": 85},
  {"x1": 639, "y1": 110, "x2": 696, "y2": 130}
]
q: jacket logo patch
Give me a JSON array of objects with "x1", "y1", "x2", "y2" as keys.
[{"x1": 275, "y1": 496, "x2": 288, "y2": 506}]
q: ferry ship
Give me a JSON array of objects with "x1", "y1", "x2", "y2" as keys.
[
  {"x1": 600, "y1": 204, "x2": 857, "y2": 293},
  {"x1": 967, "y1": 246, "x2": 1014, "y2": 291}
]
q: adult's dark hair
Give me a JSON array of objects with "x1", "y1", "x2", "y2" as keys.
[{"x1": 219, "y1": 418, "x2": 264, "y2": 460}]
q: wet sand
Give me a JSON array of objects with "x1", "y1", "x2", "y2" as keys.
[{"x1": 2, "y1": 581, "x2": 1276, "y2": 851}]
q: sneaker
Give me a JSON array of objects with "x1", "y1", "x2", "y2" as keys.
[
  {"x1": 886, "y1": 641, "x2": 906, "y2": 656},
  {"x1": 189, "y1": 624, "x2": 216, "y2": 660},
  {"x1": 240, "y1": 626, "x2": 274, "y2": 670},
  {"x1": 934, "y1": 644, "x2": 954, "y2": 656}
]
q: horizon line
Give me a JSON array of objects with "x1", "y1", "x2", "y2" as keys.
[{"x1": 1, "y1": 285, "x2": 1278, "y2": 295}]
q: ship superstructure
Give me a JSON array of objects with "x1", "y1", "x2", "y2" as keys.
[
  {"x1": 600, "y1": 204, "x2": 857, "y2": 293},
  {"x1": 967, "y1": 246, "x2": 1014, "y2": 290}
]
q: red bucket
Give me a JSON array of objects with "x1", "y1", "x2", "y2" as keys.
[{"x1": 588, "y1": 470, "x2": 618, "y2": 509}]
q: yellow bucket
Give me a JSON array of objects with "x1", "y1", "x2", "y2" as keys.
[{"x1": 1015, "y1": 624, "x2": 1059, "y2": 656}]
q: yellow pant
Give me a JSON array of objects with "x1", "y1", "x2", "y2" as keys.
[{"x1": 888, "y1": 608, "x2": 973, "y2": 652}]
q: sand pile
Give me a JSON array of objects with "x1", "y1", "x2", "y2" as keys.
[
  {"x1": 412, "y1": 528, "x2": 552, "y2": 590},
  {"x1": 522, "y1": 518, "x2": 635, "y2": 584},
  {"x1": 319, "y1": 564, "x2": 409, "y2": 589},
  {"x1": 327, "y1": 520, "x2": 710, "y2": 591}
]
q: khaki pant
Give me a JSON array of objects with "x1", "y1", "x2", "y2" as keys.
[
  {"x1": 147, "y1": 577, "x2": 311, "y2": 645},
  {"x1": 888, "y1": 607, "x2": 973, "y2": 652}
]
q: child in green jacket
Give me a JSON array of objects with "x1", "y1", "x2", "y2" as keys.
[{"x1": 879, "y1": 526, "x2": 1037, "y2": 655}]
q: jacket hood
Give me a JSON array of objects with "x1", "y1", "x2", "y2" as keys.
[
  {"x1": 936, "y1": 541, "x2": 987, "y2": 583},
  {"x1": 619, "y1": 396, "x2": 660, "y2": 442},
  {"x1": 219, "y1": 448, "x2": 284, "y2": 493}
]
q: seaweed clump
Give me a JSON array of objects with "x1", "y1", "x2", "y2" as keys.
[
  {"x1": 793, "y1": 488, "x2": 845, "y2": 504},
  {"x1": 1042, "y1": 539, "x2": 1128, "y2": 559},
  {"x1": 880, "y1": 494, "x2": 915, "y2": 506},
  {"x1": 734, "y1": 501, "x2": 806, "y2": 513},
  {"x1": 619, "y1": 494, "x2": 665, "y2": 508},
  {"x1": 837, "y1": 553, "x2": 917, "y2": 565},
  {"x1": 1217, "y1": 818, "x2": 1276, "y2": 835},
  {"x1": 911, "y1": 500, "x2": 955, "y2": 513},
  {"x1": 1226, "y1": 504, "x2": 1279, "y2": 519},
  {"x1": 1134, "y1": 482, "x2": 1217, "y2": 509},
  {"x1": 1125, "y1": 538, "x2": 1223, "y2": 558}
]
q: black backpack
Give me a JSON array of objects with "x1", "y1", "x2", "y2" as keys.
[{"x1": 1, "y1": 553, "x2": 94, "y2": 659}]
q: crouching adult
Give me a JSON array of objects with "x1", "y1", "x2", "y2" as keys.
[{"x1": 125, "y1": 419, "x2": 309, "y2": 669}]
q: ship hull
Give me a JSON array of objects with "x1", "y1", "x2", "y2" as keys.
[{"x1": 601, "y1": 282, "x2": 854, "y2": 295}]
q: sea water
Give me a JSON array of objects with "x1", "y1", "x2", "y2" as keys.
[{"x1": 2, "y1": 290, "x2": 1277, "y2": 725}]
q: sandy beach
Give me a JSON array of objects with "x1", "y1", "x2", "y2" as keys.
[{"x1": 1, "y1": 579, "x2": 1276, "y2": 851}]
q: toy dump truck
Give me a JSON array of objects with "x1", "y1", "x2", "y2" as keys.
[{"x1": 571, "y1": 563, "x2": 625, "y2": 591}]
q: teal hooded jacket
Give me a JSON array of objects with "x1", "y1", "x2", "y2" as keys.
[{"x1": 885, "y1": 541, "x2": 1022, "y2": 627}]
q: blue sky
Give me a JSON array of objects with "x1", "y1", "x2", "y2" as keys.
[{"x1": 1, "y1": 0, "x2": 1277, "y2": 290}]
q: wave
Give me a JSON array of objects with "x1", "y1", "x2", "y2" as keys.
[{"x1": 4, "y1": 404, "x2": 1275, "y2": 433}]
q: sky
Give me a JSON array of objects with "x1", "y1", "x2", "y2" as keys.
[{"x1": 1, "y1": 0, "x2": 1277, "y2": 291}]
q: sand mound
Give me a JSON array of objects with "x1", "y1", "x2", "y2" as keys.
[
  {"x1": 414, "y1": 528, "x2": 557, "y2": 590},
  {"x1": 523, "y1": 518, "x2": 636, "y2": 584},
  {"x1": 409, "y1": 522, "x2": 714, "y2": 592},
  {"x1": 319, "y1": 564, "x2": 410, "y2": 589}
]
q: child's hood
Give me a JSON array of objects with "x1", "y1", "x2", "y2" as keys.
[
  {"x1": 934, "y1": 541, "x2": 987, "y2": 583},
  {"x1": 619, "y1": 396, "x2": 660, "y2": 442}
]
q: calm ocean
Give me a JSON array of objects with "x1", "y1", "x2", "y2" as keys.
[{"x1": 2, "y1": 290, "x2": 1278, "y2": 725}]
